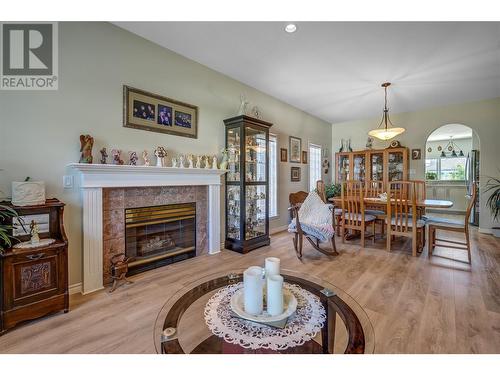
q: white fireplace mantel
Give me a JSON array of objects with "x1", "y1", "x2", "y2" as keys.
[{"x1": 68, "y1": 163, "x2": 227, "y2": 294}]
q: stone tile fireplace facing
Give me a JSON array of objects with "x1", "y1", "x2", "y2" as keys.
[
  {"x1": 102, "y1": 186, "x2": 208, "y2": 284},
  {"x1": 69, "y1": 163, "x2": 226, "y2": 294}
]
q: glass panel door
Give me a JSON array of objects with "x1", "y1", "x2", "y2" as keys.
[
  {"x1": 370, "y1": 152, "x2": 384, "y2": 181},
  {"x1": 245, "y1": 127, "x2": 267, "y2": 182},
  {"x1": 387, "y1": 151, "x2": 404, "y2": 181},
  {"x1": 245, "y1": 185, "x2": 266, "y2": 240},
  {"x1": 353, "y1": 153, "x2": 366, "y2": 181},
  {"x1": 338, "y1": 154, "x2": 350, "y2": 181},
  {"x1": 227, "y1": 127, "x2": 241, "y2": 182},
  {"x1": 226, "y1": 185, "x2": 241, "y2": 240}
]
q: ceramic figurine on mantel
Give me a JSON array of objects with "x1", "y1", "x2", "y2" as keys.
[
  {"x1": 154, "y1": 146, "x2": 167, "y2": 167},
  {"x1": 204, "y1": 155, "x2": 211, "y2": 169},
  {"x1": 196, "y1": 155, "x2": 203, "y2": 168},
  {"x1": 219, "y1": 149, "x2": 229, "y2": 170},
  {"x1": 179, "y1": 154, "x2": 185, "y2": 168},
  {"x1": 212, "y1": 155, "x2": 219, "y2": 169},
  {"x1": 171, "y1": 157, "x2": 178, "y2": 168},
  {"x1": 111, "y1": 149, "x2": 124, "y2": 165},
  {"x1": 142, "y1": 150, "x2": 150, "y2": 166},
  {"x1": 187, "y1": 154, "x2": 194, "y2": 168},
  {"x1": 79, "y1": 134, "x2": 94, "y2": 163},
  {"x1": 129, "y1": 151, "x2": 138, "y2": 166},
  {"x1": 99, "y1": 147, "x2": 108, "y2": 164}
]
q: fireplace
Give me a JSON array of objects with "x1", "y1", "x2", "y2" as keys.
[{"x1": 125, "y1": 203, "x2": 196, "y2": 275}]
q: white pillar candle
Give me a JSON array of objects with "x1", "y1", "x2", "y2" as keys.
[
  {"x1": 243, "y1": 266, "x2": 264, "y2": 316},
  {"x1": 266, "y1": 274, "x2": 284, "y2": 316},
  {"x1": 265, "y1": 257, "x2": 280, "y2": 277}
]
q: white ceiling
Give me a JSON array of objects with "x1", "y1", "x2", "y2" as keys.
[
  {"x1": 427, "y1": 123, "x2": 473, "y2": 142},
  {"x1": 115, "y1": 22, "x2": 500, "y2": 124}
]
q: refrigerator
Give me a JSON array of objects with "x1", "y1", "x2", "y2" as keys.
[{"x1": 466, "y1": 150, "x2": 480, "y2": 226}]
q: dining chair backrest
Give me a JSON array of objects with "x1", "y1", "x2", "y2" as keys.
[
  {"x1": 387, "y1": 181, "x2": 417, "y2": 233},
  {"x1": 365, "y1": 180, "x2": 385, "y2": 198},
  {"x1": 410, "y1": 180, "x2": 426, "y2": 202},
  {"x1": 464, "y1": 181, "x2": 477, "y2": 228},
  {"x1": 341, "y1": 180, "x2": 365, "y2": 229},
  {"x1": 316, "y1": 180, "x2": 327, "y2": 203}
]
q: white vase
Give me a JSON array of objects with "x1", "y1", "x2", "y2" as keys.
[{"x1": 11, "y1": 181, "x2": 45, "y2": 206}]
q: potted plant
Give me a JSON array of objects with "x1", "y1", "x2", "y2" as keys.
[
  {"x1": 0, "y1": 204, "x2": 21, "y2": 254},
  {"x1": 324, "y1": 183, "x2": 341, "y2": 199},
  {"x1": 485, "y1": 175, "x2": 500, "y2": 237}
]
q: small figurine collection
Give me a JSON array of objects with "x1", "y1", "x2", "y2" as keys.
[{"x1": 78, "y1": 134, "x2": 227, "y2": 169}]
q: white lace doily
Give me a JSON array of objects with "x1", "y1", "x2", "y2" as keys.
[{"x1": 204, "y1": 282, "x2": 326, "y2": 351}]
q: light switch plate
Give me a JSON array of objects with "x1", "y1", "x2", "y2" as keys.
[{"x1": 63, "y1": 175, "x2": 73, "y2": 189}]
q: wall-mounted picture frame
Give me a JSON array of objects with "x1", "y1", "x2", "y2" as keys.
[
  {"x1": 280, "y1": 148, "x2": 288, "y2": 162},
  {"x1": 291, "y1": 166, "x2": 301, "y2": 182},
  {"x1": 289, "y1": 136, "x2": 302, "y2": 163},
  {"x1": 302, "y1": 151, "x2": 308, "y2": 164},
  {"x1": 411, "y1": 148, "x2": 421, "y2": 160},
  {"x1": 123, "y1": 85, "x2": 198, "y2": 139}
]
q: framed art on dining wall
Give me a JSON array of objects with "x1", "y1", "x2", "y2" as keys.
[
  {"x1": 123, "y1": 85, "x2": 198, "y2": 138},
  {"x1": 291, "y1": 166, "x2": 301, "y2": 182},
  {"x1": 289, "y1": 136, "x2": 302, "y2": 163},
  {"x1": 280, "y1": 148, "x2": 288, "y2": 162}
]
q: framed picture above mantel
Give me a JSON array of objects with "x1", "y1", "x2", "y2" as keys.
[{"x1": 123, "y1": 85, "x2": 198, "y2": 139}]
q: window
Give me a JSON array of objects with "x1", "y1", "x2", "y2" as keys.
[
  {"x1": 309, "y1": 144, "x2": 322, "y2": 191},
  {"x1": 425, "y1": 157, "x2": 467, "y2": 181},
  {"x1": 269, "y1": 134, "x2": 278, "y2": 217}
]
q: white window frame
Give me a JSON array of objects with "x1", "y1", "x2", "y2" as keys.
[
  {"x1": 269, "y1": 133, "x2": 278, "y2": 218},
  {"x1": 425, "y1": 156, "x2": 467, "y2": 181},
  {"x1": 309, "y1": 143, "x2": 322, "y2": 191}
]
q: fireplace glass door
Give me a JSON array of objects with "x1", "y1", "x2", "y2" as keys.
[{"x1": 125, "y1": 203, "x2": 196, "y2": 273}]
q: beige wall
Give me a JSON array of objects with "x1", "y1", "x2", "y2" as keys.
[
  {"x1": 0, "y1": 22, "x2": 331, "y2": 285},
  {"x1": 331, "y1": 97, "x2": 500, "y2": 232}
]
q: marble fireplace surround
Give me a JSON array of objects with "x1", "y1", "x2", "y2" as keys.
[{"x1": 69, "y1": 163, "x2": 226, "y2": 294}]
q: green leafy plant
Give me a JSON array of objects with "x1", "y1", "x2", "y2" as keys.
[
  {"x1": 324, "y1": 183, "x2": 341, "y2": 198},
  {"x1": 426, "y1": 172, "x2": 437, "y2": 180},
  {"x1": 485, "y1": 175, "x2": 500, "y2": 222},
  {"x1": 0, "y1": 204, "x2": 20, "y2": 254}
]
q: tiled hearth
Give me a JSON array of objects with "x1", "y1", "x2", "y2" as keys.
[
  {"x1": 69, "y1": 163, "x2": 226, "y2": 294},
  {"x1": 102, "y1": 186, "x2": 208, "y2": 284}
]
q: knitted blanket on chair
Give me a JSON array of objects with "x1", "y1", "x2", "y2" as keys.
[{"x1": 288, "y1": 191, "x2": 334, "y2": 243}]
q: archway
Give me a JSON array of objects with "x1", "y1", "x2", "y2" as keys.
[{"x1": 424, "y1": 124, "x2": 480, "y2": 225}]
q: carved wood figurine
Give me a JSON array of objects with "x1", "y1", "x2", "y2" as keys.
[
  {"x1": 109, "y1": 254, "x2": 134, "y2": 293},
  {"x1": 99, "y1": 147, "x2": 108, "y2": 164},
  {"x1": 79, "y1": 134, "x2": 94, "y2": 163}
]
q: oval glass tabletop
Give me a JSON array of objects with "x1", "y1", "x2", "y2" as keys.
[{"x1": 153, "y1": 268, "x2": 375, "y2": 354}]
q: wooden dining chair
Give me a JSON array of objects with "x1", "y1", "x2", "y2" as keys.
[
  {"x1": 427, "y1": 182, "x2": 477, "y2": 263},
  {"x1": 316, "y1": 180, "x2": 327, "y2": 202},
  {"x1": 341, "y1": 181, "x2": 376, "y2": 248},
  {"x1": 364, "y1": 180, "x2": 386, "y2": 238},
  {"x1": 386, "y1": 181, "x2": 425, "y2": 256}
]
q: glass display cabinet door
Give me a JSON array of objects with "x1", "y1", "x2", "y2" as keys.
[
  {"x1": 353, "y1": 153, "x2": 366, "y2": 181},
  {"x1": 245, "y1": 185, "x2": 266, "y2": 240},
  {"x1": 227, "y1": 127, "x2": 241, "y2": 182},
  {"x1": 226, "y1": 185, "x2": 241, "y2": 240},
  {"x1": 338, "y1": 155, "x2": 350, "y2": 181},
  {"x1": 370, "y1": 152, "x2": 384, "y2": 181},
  {"x1": 387, "y1": 150, "x2": 404, "y2": 181},
  {"x1": 245, "y1": 126, "x2": 267, "y2": 182}
]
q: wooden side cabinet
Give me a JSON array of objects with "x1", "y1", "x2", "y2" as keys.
[{"x1": 0, "y1": 199, "x2": 68, "y2": 335}]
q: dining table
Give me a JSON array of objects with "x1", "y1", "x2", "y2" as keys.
[{"x1": 328, "y1": 197, "x2": 454, "y2": 209}]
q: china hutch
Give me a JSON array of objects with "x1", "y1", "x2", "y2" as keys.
[
  {"x1": 335, "y1": 147, "x2": 409, "y2": 185},
  {"x1": 224, "y1": 115, "x2": 272, "y2": 253},
  {"x1": 0, "y1": 199, "x2": 69, "y2": 335}
]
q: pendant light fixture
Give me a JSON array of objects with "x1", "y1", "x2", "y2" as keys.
[
  {"x1": 441, "y1": 136, "x2": 465, "y2": 158},
  {"x1": 368, "y1": 82, "x2": 406, "y2": 141}
]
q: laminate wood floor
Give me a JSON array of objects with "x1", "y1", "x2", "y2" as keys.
[{"x1": 1, "y1": 224, "x2": 499, "y2": 354}]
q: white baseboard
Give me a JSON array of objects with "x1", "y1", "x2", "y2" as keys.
[
  {"x1": 69, "y1": 282, "x2": 82, "y2": 295},
  {"x1": 478, "y1": 227, "x2": 492, "y2": 234},
  {"x1": 270, "y1": 224, "x2": 288, "y2": 235}
]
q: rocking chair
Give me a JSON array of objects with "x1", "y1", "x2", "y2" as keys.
[{"x1": 288, "y1": 190, "x2": 338, "y2": 259}]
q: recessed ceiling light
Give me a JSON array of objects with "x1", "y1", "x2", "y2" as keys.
[{"x1": 285, "y1": 24, "x2": 297, "y2": 33}]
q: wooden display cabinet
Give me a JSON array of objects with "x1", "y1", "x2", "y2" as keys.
[
  {"x1": 335, "y1": 147, "x2": 409, "y2": 185},
  {"x1": 0, "y1": 199, "x2": 69, "y2": 335},
  {"x1": 224, "y1": 115, "x2": 272, "y2": 253}
]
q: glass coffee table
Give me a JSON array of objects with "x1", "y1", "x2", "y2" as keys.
[{"x1": 154, "y1": 268, "x2": 374, "y2": 354}]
